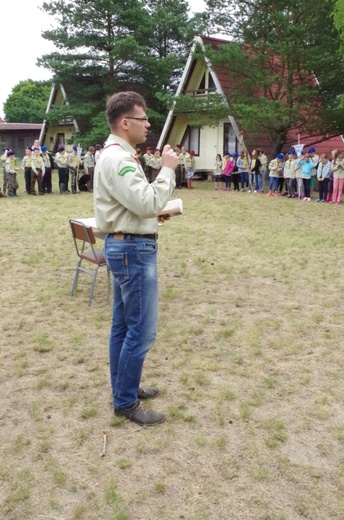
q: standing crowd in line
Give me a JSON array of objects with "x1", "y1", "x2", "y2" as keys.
[
  {"x1": 136, "y1": 144, "x2": 196, "y2": 189},
  {"x1": 3, "y1": 139, "x2": 344, "y2": 204},
  {"x1": 1, "y1": 141, "x2": 104, "y2": 197},
  {"x1": 211, "y1": 146, "x2": 344, "y2": 203}
]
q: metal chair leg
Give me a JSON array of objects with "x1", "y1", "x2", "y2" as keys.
[{"x1": 88, "y1": 266, "x2": 99, "y2": 305}]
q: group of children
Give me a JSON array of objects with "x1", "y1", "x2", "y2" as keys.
[
  {"x1": 1, "y1": 142, "x2": 103, "y2": 197},
  {"x1": 136, "y1": 145, "x2": 196, "y2": 189},
  {"x1": 213, "y1": 147, "x2": 344, "y2": 203}
]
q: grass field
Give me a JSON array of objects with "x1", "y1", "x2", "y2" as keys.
[{"x1": 1, "y1": 176, "x2": 344, "y2": 520}]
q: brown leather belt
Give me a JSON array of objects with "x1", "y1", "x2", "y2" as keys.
[{"x1": 113, "y1": 232, "x2": 158, "y2": 240}]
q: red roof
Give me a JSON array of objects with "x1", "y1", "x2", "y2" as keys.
[
  {"x1": 200, "y1": 36, "x2": 343, "y2": 157},
  {"x1": 0, "y1": 123, "x2": 42, "y2": 130}
]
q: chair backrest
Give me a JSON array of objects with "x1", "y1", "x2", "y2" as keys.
[
  {"x1": 70, "y1": 220, "x2": 96, "y2": 244},
  {"x1": 70, "y1": 219, "x2": 99, "y2": 261}
]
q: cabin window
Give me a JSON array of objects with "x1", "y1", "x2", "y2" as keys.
[
  {"x1": 196, "y1": 71, "x2": 216, "y2": 95},
  {"x1": 199, "y1": 73, "x2": 206, "y2": 91},
  {"x1": 223, "y1": 123, "x2": 237, "y2": 155},
  {"x1": 209, "y1": 74, "x2": 216, "y2": 90},
  {"x1": 182, "y1": 126, "x2": 200, "y2": 155}
]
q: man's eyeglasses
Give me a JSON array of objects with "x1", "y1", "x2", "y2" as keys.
[{"x1": 125, "y1": 116, "x2": 149, "y2": 122}]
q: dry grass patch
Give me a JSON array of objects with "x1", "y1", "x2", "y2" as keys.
[{"x1": 1, "y1": 178, "x2": 344, "y2": 519}]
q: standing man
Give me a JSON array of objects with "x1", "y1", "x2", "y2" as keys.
[{"x1": 94, "y1": 91, "x2": 178, "y2": 426}]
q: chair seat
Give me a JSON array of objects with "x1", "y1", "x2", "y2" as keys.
[{"x1": 80, "y1": 249, "x2": 106, "y2": 265}]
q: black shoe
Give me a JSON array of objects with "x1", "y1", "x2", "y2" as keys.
[
  {"x1": 114, "y1": 401, "x2": 165, "y2": 426},
  {"x1": 138, "y1": 387, "x2": 160, "y2": 400}
]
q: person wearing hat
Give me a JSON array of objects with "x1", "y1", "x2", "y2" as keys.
[
  {"x1": 5, "y1": 151, "x2": 20, "y2": 197},
  {"x1": 22, "y1": 146, "x2": 33, "y2": 194},
  {"x1": 185, "y1": 149, "x2": 196, "y2": 189},
  {"x1": 230, "y1": 152, "x2": 240, "y2": 191},
  {"x1": 56, "y1": 146, "x2": 69, "y2": 194},
  {"x1": 31, "y1": 147, "x2": 45, "y2": 195},
  {"x1": 283, "y1": 151, "x2": 297, "y2": 198},
  {"x1": 41, "y1": 146, "x2": 54, "y2": 194},
  {"x1": 68, "y1": 146, "x2": 80, "y2": 194},
  {"x1": 308, "y1": 147, "x2": 319, "y2": 193},
  {"x1": 267, "y1": 153, "x2": 284, "y2": 196},
  {"x1": 296, "y1": 152, "x2": 316, "y2": 201}
]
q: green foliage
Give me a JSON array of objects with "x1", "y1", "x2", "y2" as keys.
[
  {"x1": 3, "y1": 80, "x2": 51, "y2": 123},
  {"x1": 173, "y1": 93, "x2": 229, "y2": 127},
  {"x1": 203, "y1": 0, "x2": 344, "y2": 153},
  {"x1": 333, "y1": 0, "x2": 344, "y2": 75},
  {"x1": 36, "y1": 0, "x2": 202, "y2": 141}
]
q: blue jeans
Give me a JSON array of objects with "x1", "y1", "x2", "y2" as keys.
[
  {"x1": 259, "y1": 170, "x2": 267, "y2": 191},
  {"x1": 269, "y1": 176, "x2": 279, "y2": 191},
  {"x1": 240, "y1": 171, "x2": 249, "y2": 189},
  {"x1": 104, "y1": 234, "x2": 159, "y2": 410}
]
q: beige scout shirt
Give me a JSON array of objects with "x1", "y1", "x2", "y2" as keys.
[
  {"x1": 94, "y1": 134, "x2": 176, "y2": 234},
  {"x1": 32, "y1": 155, "x2": 45, "y2": 175}
]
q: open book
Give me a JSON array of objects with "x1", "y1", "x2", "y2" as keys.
[{"x1": 158, "y1": 198, "x2": 183, "y2": 217}]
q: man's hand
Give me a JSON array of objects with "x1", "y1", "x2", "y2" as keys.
[
  {"x1": 161, "y1": 145, "x2": 178, "y2": 171},
  {"x1": 157, "y1": 214, "x2": 171, "y2": 223}
]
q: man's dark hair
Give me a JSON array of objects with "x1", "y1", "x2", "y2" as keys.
[{"x1": 106, "y1": 91, "x2": 147, "y2": 126}]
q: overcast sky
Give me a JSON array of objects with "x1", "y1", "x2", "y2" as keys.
[{"x1": 0, "y1": 0, "x2": 206, "y2": 120}]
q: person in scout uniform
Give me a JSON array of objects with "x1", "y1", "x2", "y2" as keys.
[
  {"x1": 22, "y1": 146, "x2": 33, "y2": 194},
  {"x1": 5, "y1": 150, "x2": 20, "y2": 197},
  {"x1": 94, "y1": 91, "x2": 178, "y2": 426},
  {"x1": 31, "y1": 147, "x2": 45, "y2": 195},
  {"x1": 83, "y1": 146, "x2": 95, "y2": 191},
  {"x1": 56, "y1": 146, "x2": 69, "y2": 194},
  {"x1": 68, "y1": 146, "x2": 80, "y2": 194},
  {"x1": 150, "y1": 149, "x2": 162, "y2": 182},
  {"x1": 179, "y1": 146, "x2": 189, "y2": 184},
  {"x1": 41, "y1": 146, "x2": 54, "y2": 193},
  {"x1": 1, "y1": 148, "x2": 10, "y2": 195},
  {"x1": 143, "y1": 146, "x2": 153, "y2": 182}
]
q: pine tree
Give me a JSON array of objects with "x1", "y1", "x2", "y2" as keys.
[{"x1": 38, "y1": 0, "x2": 201, "y2": 145}]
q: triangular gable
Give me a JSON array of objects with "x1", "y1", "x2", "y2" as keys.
[
  {"x1": 39, "y1": 84, "x2": 79, "y2": 145},
  {"x1": 157, "y1": 36, "x2": 243, "y2": 150},
  {"x1": 158, "y1": 35, "x2": 343, "y2": 159}
]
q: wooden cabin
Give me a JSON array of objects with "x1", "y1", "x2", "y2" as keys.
[
  {"x1": 158, "y1": 36, "x2": 344, "y2": 175},
  {"x1": 39, "y1": 84, "x2": 79, "y2": 153}
]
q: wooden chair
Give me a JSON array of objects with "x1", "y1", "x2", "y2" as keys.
[{"x1": 69, "y1": 219, "x2": 110, "y2": 305}]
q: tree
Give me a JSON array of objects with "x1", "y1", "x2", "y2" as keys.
[
  {"x1": 202, "y1": 0, "x2": 344, "y2": 155},
  {"x1": 38, "y1": 0, "x2": 202, "y2": 146},
  {"x1": 3, "y1": 80, "x2": 51, "y2": 123}
]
